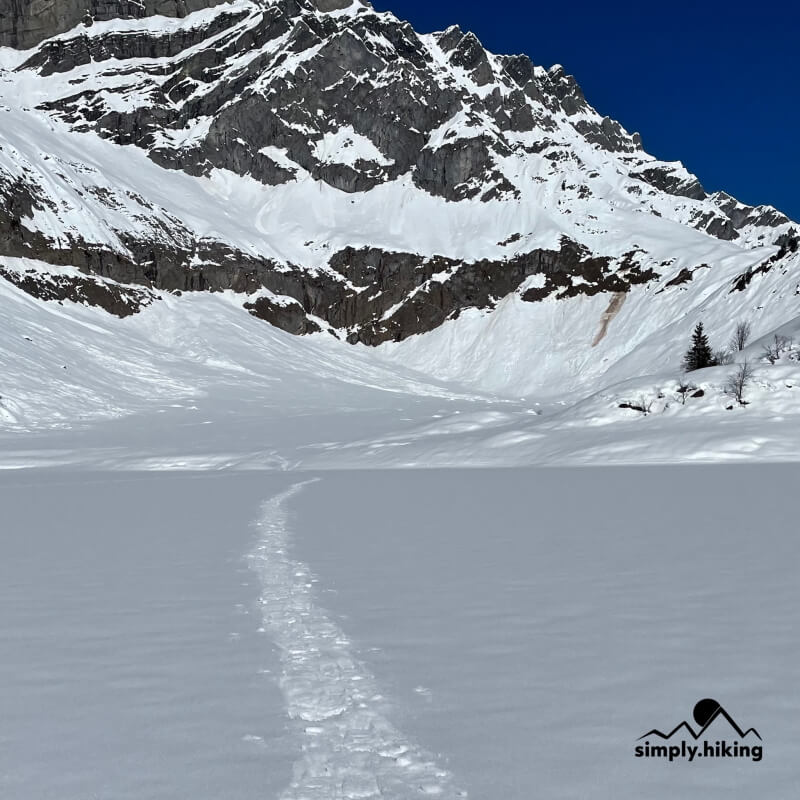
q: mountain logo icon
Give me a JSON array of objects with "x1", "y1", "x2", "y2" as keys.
[{"x1": 638, "y1": 698, "x2": 762, "y2": 741}]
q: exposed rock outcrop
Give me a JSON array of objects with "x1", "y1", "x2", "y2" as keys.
[
  {"x1": 0, "y1": 0, "x2": 226, "y2": 49},
  {"x1": 1, "y1": 0, "x2": 796, "y2": 345}
]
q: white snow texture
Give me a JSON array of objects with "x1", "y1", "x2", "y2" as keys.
[{"x1": 249, "y1": 481, "x2": 467, "y2": 800}]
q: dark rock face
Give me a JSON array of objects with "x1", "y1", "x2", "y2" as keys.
[
  {"x1": 712, "y1": 191, "x2": 790, "y2": 230},
  {"x1": 731, "y1": 229, "x2": 799, "y2": 292},
  {"x1": 631, "y1": 166, "x2": 706, "y2": 201},
  {"x1": 313, "y1": 0, "x2": 353, "y2": 10},
  {"x1": 1, "y1": 0, "x2": 796, "y2": 346},
  {"x1": 21, "y1": 6, "x2": 251, "y2": 76},
  {"x1": 664, "y1": 267, "x2": 695, "y2": 288},
  {"x1": 0, "y1": 170, "x2": 664, "y2": 340},
  {"x1": 245, "y1": 295, "x2": 322, "y2": 334},
  {"x1": 519, "y1": 244, "x2": 657, "y2": 303},
  {"x1": 695, "y1": 212, "x2": 738, "y2": 241},
  {"x1": 444, "y1": 31, "x2": 495, "y2": 86},
  {"x1": 0, "y1": 261, "x2": 155, "y2": 316},
  {"x1": 26, "y1": 0, "x2": 643, "y2": 205},
  {"x1": 14, "y1": 0, "x2": 769, "y2": 229},
  {"x1": 240, "y1": 240, "x2": 658, "y2": 345},
  {"x1": 0, "y1": 0, "x2": 226, "y2": 49}
]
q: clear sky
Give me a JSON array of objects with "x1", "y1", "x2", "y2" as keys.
[{"x1": 372, "y1": 0, "x2": 800, "y2": 221}]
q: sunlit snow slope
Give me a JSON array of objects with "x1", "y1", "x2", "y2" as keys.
[
  {"x1": 1, "y1": 256, "x2": 799, "y2": 468},
  {"x1": 1, "y1": 0, "x2": 799, "y2": 465}
]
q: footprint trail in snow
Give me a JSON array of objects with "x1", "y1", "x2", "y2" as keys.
[{"x1": 248, "y1": 481, "x2": 468, "y2": 800}]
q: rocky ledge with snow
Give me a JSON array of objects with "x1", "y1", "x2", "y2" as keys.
[{"x1": 0, "y1": 0, "x2": 798, "y2": 434}]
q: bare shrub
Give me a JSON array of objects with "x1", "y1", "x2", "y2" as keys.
[
  {"x1": 714, "y1": 349, "x2": 734, "y2": 366},
  {"x1": 724, "y1": 360, "x2": 755, "y2": 406},
  {"x1": 676, "y1": 379, "x2": 696, "y2": 405},
  {"x1": 730, "y1": 321, "x2": 752, "y2": 352},
  {"x1": 763, "y1": 335, "x2": 792, "y2": 364}
]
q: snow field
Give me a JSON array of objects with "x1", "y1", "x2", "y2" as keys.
[{"x1": 248, "y1": 481, "x2": 468, "y2": 800}]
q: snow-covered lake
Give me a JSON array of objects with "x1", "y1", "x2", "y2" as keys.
[
  {"x1": 2, "y1": 466, "x2": 797, "y2": 799},
  {"x1": 0, "y1": 472, "x2": 294, "y2": 800}
]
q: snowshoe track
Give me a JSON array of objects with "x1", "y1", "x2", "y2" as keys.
[{"x1": 248, "y1": 481, "x2": 468, "y2": 800}]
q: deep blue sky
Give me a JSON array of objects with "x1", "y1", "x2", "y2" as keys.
[{"x1": 374, "y1": 0, "x2": 799, "y2": 221}]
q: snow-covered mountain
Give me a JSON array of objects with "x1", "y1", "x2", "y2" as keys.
[
  {"x1": 5, "y1": 10, "x2": 799, "y2": 799},
  {"x1": 1, "y1": 0, "x2": 799, "y2": 455}
]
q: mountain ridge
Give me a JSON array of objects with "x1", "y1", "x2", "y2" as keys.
[{"x1": 0, "y1": 0, "x2": 798, "y2": 406}]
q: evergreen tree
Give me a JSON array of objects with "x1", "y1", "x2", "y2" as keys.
[{"x1": 683, "y1": 322, "x2": 714, "y2": 372}]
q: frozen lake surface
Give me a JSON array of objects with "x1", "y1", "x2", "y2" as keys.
[
  {"x1": 290, "y1": 467, "x2": 800, "y2": 798},
  {"x1": 0, "y1": 472, "x2": 295, "y2": 800},
  {"x1": 1, "y1": 465, "x2": 798, "y2": 798}
]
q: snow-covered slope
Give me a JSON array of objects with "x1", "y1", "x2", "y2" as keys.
[
  {"x1": 2, "y1": 254, "x2": 799, "y2": 469},
  {"x1": 1, "y1": 0, "x2": 799, "y2": 463},
  {"x1": 379, "y1": 237, "x2": 800, "y2": 399}
]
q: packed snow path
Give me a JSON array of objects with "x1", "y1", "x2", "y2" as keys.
[{"x1": 248, "y1": 482, "x2": 467, "y2": 800}]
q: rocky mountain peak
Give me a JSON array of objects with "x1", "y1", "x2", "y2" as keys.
[{"x1": 0, "y1": 0, "x2": 797, "y2": 351}]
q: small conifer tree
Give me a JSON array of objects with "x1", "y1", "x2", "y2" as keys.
[{"x1": 683, "y1": 322, "x2": 714, "y2": 372}]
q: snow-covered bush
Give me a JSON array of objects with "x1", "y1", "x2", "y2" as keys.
[
  {"x1": 714, "y1": 349, "x2": 734, "y2": 366},
  {"x1": 762, "y1": 335, "x2": 794, "y2": 364}
]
